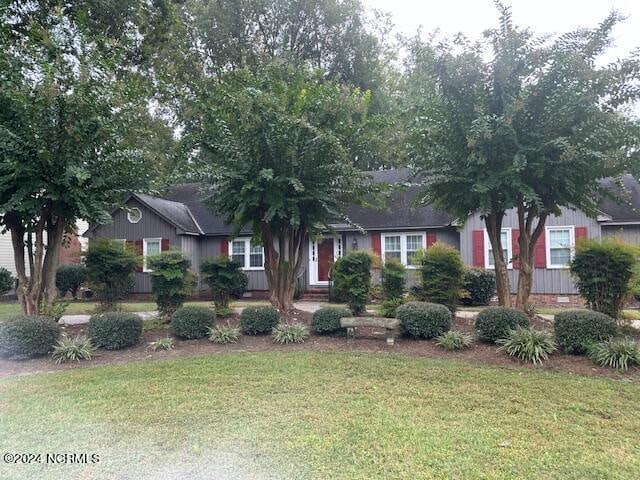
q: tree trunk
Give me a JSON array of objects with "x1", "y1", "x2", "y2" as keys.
[
  {"x1": 485, "y1": 213, "x2": 511, "y2": 307},
  {"x1": 515, "y1": 199, "x2": 547, "y2": 312}
]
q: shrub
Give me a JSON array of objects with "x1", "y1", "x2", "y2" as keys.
[
  {"x1": 240, "y1": 306, "x2": 279, "y2": 335},
  {"x1": 382, "y1": 258, "x2": 405, "y2": 300},
  {"x1": 461, "y1": 268, "x2": 496, "y2": 306},
  {"x1": 380, "y1": 297, "x2": 404, "y2": 318},
  {"x1": 396, "y1": 302, "x2": 452, "y2": 339},
  {"x1": 497, "y1": 328, "x2": 556, "y2": 365},
  {"x1": 0, "y1": 267, "x2": 14, "y2": 295},
  {"x1": 171, "y1": 306, "x2": 216, "y2": 339},
  {"x1": 554, "y1": 310, "x2": 617, "y2": 354},
  {"x1": 312, "y1": 307, "x2": 350, "y2": 335},
  {"x1": 201, "y1": 257, "x2": 248, "y2": 308},
  {"x1": 415, "y1": 244, "x2": 464, "y2": 311},
  {"x1": 38, "y1": 299, "x2": 69, "y2": 322},
  {"x1": 88, "y1": 312, "x2": 143, "y2": 350},
  {"x1": 435, "y1": 330, "x2": 473, "y2": 350},
  {"x1": 55, "y1": 264, "x2": 87, "y2": 298},
  {"x1": 148, "y1": 252, "x2": 195, "y2": 319},
  {"x1": 208, "y1": 324, "x2": 241, "y2": 344},
  {"x1": 147, "y1": 337, "x2": 175, "y2": 351},
  {"x1": 588, "y1": 338, "x2": 640, "y2": 371},
  {"x1": 272, "y1": 323, "x2": 309, "y2": 344},
  {"x1": 0, "y1": 316, "x2": 60, "y2": 359},
  {"x1": 84, "y1": 239, "x2": 138, "y2": 310},
  {"x1": 331, "y1": 252, "x2": 372, "y2": 315},
  {"x1": 570, "y1": 239, "x2": 637, "y2": 321},
  {"x1": 52, "y1": 335, "x2": 95, "y2": 363},
  {"x1": 474, "y1": 307, "x2": 530, "y2": 343}
]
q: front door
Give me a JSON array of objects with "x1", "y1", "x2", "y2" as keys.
[
  {"x1": 317, "y1": 238, "x2": 335, "y2": 282},
  {"x1": 309, "y1": 237, "x2": 341, "y2": 285}
]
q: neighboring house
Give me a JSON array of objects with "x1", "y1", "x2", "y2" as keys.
[{"x1": 84, "y1": 170, "x2": 640, "y2": 304}]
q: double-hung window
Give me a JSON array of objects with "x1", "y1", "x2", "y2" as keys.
[
  {"x1": 381, "y1": 233, "x2": 425, "y2": 267},
  {"x1": 484, "y1": 229, "x2": 512, "y2": 269},
  {"x1": 546, "y1": 226, "x2": 574, "y2": 268},
  {"x1": 143, "y1": 238, "x2": 161, "y2": 272},
  {"x1": 229, "y1": 238, "x2": 264, "y2": 270}
]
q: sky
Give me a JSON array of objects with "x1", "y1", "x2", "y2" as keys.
[{"x1": 362, "y1": 0, "x2": 640, "y2": 62}]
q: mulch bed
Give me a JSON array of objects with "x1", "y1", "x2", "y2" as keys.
[{"x1": 1, "y1": 310, "x2": 638, "y2": 382}]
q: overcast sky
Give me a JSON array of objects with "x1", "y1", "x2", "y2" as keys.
[{"x1": 363, "y1": 0, "x2": 640, "y2": 61}]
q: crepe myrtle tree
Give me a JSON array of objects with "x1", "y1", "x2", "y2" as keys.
[
  {"x1": 185, "y1": 66, "x2": 381, "y2": 311},
  {"x1": 407, "y1": 3, "x2": 640, "y2": 309}
]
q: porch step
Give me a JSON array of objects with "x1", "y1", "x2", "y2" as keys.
[{"x1": 299, "y1": 292, "x2": 330, "y2": 301}]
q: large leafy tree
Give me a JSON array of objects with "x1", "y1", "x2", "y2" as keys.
[
  {"x1": 407, "y1": 4, "x2": 640, "y2": 309},
  {"x1": 0, "y1": 1, "x2": 175, "y2": 313},
  {"x1": 183, "y1": 66, "x2": 380, "y2": 311}
]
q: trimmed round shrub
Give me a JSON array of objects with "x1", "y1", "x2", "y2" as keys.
[
  {"x1": 461, "y1": 268, "x2": 496, "y2": 306},
  {"x1": 56, "y1": 264, "x2": 87, "y2": 299},
  {"x1": 474, "y1": 307, "x2": 530, "y2": 343},
  {"x1": 396, "y1": 302, "x2": 452, "y2": 339},
  {"x1": 240, "y1": 306, "x2": 279, "y2": 335},
  {"x1": 171, "y1": 306, "x2": 216, "y2": 339},
  {"x1": 0, "y1": 316, "x2": 60, "y2": 359},
  {"x1": 554, "y1": 310, "x2": 617, "y2": 354},
  {"x1": 312, "y1": 307, "x2": 350, "y2": 335},
  {"x1": 88, "y1": 312, "x2": 143, "y2": 350}
]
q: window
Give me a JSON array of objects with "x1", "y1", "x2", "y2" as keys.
[
  {"x1": 143, "y1": 238, "x2": 161, "y2": 272},
  {"x1": 127, "y1": 207, "x2": 142, "y2": 224},
  {"x1": 229, "y1": 238, "x2": 264, "y2": 270},
  {"x1": 381, "y1": 233, "x2": 425, "y2": 268},
  {"x1": 484, "y1": 229, "x2": 512, "y2": 269},
  {"x1": 546, "y1": 226, "x2": 575, "y2": 268}
]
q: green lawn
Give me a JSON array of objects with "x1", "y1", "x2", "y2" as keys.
[{"x1": 1, "y1": 353, "x2": 638, "y2": 479}]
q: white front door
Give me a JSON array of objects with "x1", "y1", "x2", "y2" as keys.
[{"x1": 309, "y1": 237, "x2": 342, "y2": 286}]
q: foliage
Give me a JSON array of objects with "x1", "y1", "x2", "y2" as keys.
[
  {"x1": 200, "y1": 257, "x2": 247, "y2": 309},
  {"x1": 382, "y1": 258, "x2": 406, "y2": 299},
  {"x1": 88, "y1": 312, "x2": 143, "y2": 350},
  {"x1": 396, "y1": 302, "x2": 452, "y2": 339},
  {"x1": 435, "y1": 330, "x2": 474, "y2": 351},
  {"x1": 331, "y1": 252, "x2": 373, "y2": 315},
  {"x1": 84, "y1": 239, "x2": 138, "y2": 310},
  {"x1": 0, "y1": 315, "x2": 60, "y2": 359},
  {"x1": 461, "y1": 268, "x2": 496, "y2": 306},
  {"x1": 272, "y1": 323, "x2": 309, "y2": 344},
  {"x1": 208, "y1": 324, "x2": 241, "y2": 344},
  {"x1": 380, "y1": 297, "x2": 404, "y2": 318},
  {"x1": 147, "y1": 337, "x2": 175, "y2": 352},
  {"x1": 56, "y1": 264, "x2": 87, "y2": 299},
  {"x1": 240, "y1": 306, "x2": 280, "y2": 335},
  {"x1": 497, "y1": 328, "x2": 556, "y2": 365},
  {"x1": 148, "y1": 251, "x2": 194, "y2": 319},
  {"x1": 414, "y1": 245, "x2": 464, "y2": 311},
  {"x1": 554, "y1": 310, "x2": 617, "y2": 354},
  {"x1": 143, "y1": 317, "x2": 171, "y2": 332},
  {"x1": 474, "y1": 307, "x2": 530, "y2": 343},
  {"x1": 38, "y1": 298, "x2": 69, "y2": 322},
  {"x1": 570, "y1": 239, "x2": 637, "y2": 321},
  {"x1": 588, "y1": 338, "x2": 640, "y2": 371},
  {"x1": 0, "y1": 267, "x2": 14, "y2": 295},
  {"x1": 171, "y1": 306, "x2": 216, "y2": 340},
  {"x1": 312, "y1": 307, "x2": 350, "y2": 335},
  {"x1": 52, "y1": 335, "x2": 95, "y2": 364}
]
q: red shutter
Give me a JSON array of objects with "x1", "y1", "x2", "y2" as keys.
[
  {"x1": 511, "y1": 229, "x2": 520, "y2": 269},
  {"x1": 472, "y1": 230, "x2": 484, "y2": 267},
  {"x1": 161, "y1": 239, "x2": 170, "y2": 251},
  {"x1": 134, "y1": 240, "x2": 143, "y2": 273},
  {"x1": 575, "y1": 227, "x2": 587, "y2": 240},
  {"x1": 534, "y1": 232, "x2": 546, "y2": 268},
  {"x1": 426, "y1": 232, "x2": 437, "y2": 247},
  {"x1": 371, "y1": 233, "x2": 381, "y2": 257},
  {"x1": 220, "y1": 238, "x2": 229, "y2": 257}
]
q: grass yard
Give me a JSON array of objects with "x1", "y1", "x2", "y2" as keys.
[{"x1": 1, "y1": 353, "x2": 639, "y2": 480}]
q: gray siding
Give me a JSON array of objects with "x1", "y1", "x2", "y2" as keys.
[
  {"x1": 601, "y1": 225, "x2": 640, "y2": 244},
  {"x1": 459, "y1": 207, "x2": 601, "y2": 294}
]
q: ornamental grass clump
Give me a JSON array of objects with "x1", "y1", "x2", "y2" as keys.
[
  {"x1": 52, "y1": 335, "x2": 95, "y2": 363},
  {"x1": 272, "y1": 323, "x2": 309, "y2": 344},
  {"x1": 588, "y1": 338, "x2": 640, "y2": 371},
  {"x1": 147, "y1": 337, "x2": 175, "y2": 352},
  {"x1": 208, "y1": 324, "x2": 241, "y2": 344},
  {"x1": 497, "y1": 328, "x2": 556, "y2": 365},
  {"x1": 435, "y1": 330, "x2": 473, "y2": 351}
]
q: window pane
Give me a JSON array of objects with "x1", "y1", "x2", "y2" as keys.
[
  {"x1": 384, "y1": 236, "x2": 401, "y2": 253},
  {"x1": 488, "y1": 231, "x2": 509, "y2": 266},
  {"x1": 406, "y1": 235, "x2": 422, "y2": 252},
  {"x1": 146, "y1": 240, "x2": 160, "y2": 256},
  {"x1": 231, "y1": 255, "x2": 244, "y2": 265},
  {"x1": 232, "y1": 241, "x2": 245, "y2": 255},
  {"x1": 549, "y1": 229, "x2": 570, "y2": 249},
  {"x1": 550, "y1": 248, "x2": 571, "y2": 266},
  {"x1": 386, "y1": 251, "x2": 401, "y2": 260}
]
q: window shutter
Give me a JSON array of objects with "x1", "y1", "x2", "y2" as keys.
[
  {"x1": 371, "y1": 233, "x2": 381, "y2": 257},
  {"x1": 426, "y1": 232, "x2": 437, "y2": 247},
  {"x1": 220, "y1": 238, "x2": 229, "y2": 257},
  {"x1": 134, "y1": 240, "x2": 143, "y2": 273},
  {"x1": 534, "y1": 233, "x2": 546, "y2": 268},
  {"x1": 511, "y1": 229, "x2": 520, "y2": 269},
  {"x1": 472, "y1": 230, "x2": 484, "y2": 267},
  {"x1": 161, "y1": 239, "x2": 170, "y2": 251},
  {"x1": 575, "y1": 227, "x2": 587, "y2": 240}
]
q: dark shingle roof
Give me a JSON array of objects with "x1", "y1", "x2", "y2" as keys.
[
  {"x1": 133, "y1": 193, "x2": 202, "y2": 234},
  {"x1": 598, "y1": 175, "x2": 640, "y2": 222}
]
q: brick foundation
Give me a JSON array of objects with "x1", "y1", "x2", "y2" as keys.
[{"x1": 490, "y1": 294, "x2": 586, "y2": 308}]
